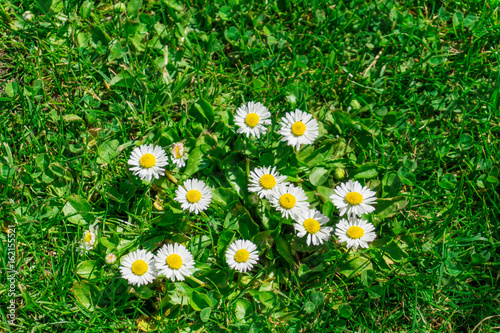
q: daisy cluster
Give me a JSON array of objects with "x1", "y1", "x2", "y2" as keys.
[{"x1": 80, "y1": 102, "x2": 380, "y2": 288}]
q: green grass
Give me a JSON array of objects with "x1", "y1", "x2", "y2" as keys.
[{"x1": 1, "y1": 0, "x2": 499, "y2": 332}]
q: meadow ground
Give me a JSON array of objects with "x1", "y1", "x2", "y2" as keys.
[{"x1": 0, "y1": 0, "x2": 499, "y2": 332}]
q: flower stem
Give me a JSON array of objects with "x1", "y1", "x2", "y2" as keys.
[{"x1": 164, "y1": 170, "x2": 179, "y2": 185}]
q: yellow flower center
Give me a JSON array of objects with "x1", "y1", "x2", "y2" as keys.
[
  {"x1": 234, "y1": 249, "x2": 250, "y2": 263},
  {"x1": 345, "y1": 192, "x2": 363, "y2": 205},
  {"x1": 245, "y1": 113, "x2": 260, "y2": 128},
  {"x1": 260, "y1": 174, "x2": 276, "y2": 189},
  {"x1": 279, "y1": 193, "x2": 296, "y2": 209},
  {"x1": 303, "y1": 218, "x2": 320, "y2": 234},
  {"x1": 174, "y1": 145, "x2": 182, "y2": 159},
  {"x1": 347, "y1": 226, "x2": 365, "y2": 239},
  {"x1": 186, "y1": 189, "x2": 202, "y2": 203},
  {"x1": 84, "y1": 233, "x2": 92, "y2": 243},
  {"x1": 166, "y1": 254, "x2": 183, "y2": 270},
  {"x1": 131, "y1": 260, "x2": 148, "y2": 276},
  {"x1": 291, "y1": 121, "x2": 306, "y2": 136},
  {"x1": 139, "y1": 153, "x2": 156, "y2": 168}
]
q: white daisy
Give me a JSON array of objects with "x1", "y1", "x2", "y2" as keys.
[
  {"x1": 278, "y1": 109, "x2": 319, "y2": 150},
  {"x1": 120, "y1": 249, "x2": 157, "y2": 287},
  {"x1": 294, "y1": 209, "x2": 333, "y2": 246},
  {"x1": 233, "y1": 101, "x2": 272, "y2": 138},
  {"x1": 225, "y1": 239, "x2": 259, "y2": 273},
  {"x1": 170, "y1": 142, "x2": 188, "y2": 168},
  {"x1": 335, "y1": 217, "x2": 377, "y2": 249},
  {"x1": 270, "y1": 183, "x2": 310, "y2": 220},
  {"x1": 330, "y1": 179, "x2": 377, "y2": 217},
  {"x1": 105, "y1": 253, "x2": 117, "y2": 264},
  {"x1": 128, "y1": 144, "x2": 169, "y2": 181},
  {"x1": 80, "y1": 225, "x2": 97, "y2": 251},
  {"x1": 154, "y1": 243, "x2": 195, "y2": 282},
  {"x1": 174, "y1": 179, "x2": 212, "y2": 214},
  {"x1": 248, "y1": 166, "x2": 288, "y2": 199}
]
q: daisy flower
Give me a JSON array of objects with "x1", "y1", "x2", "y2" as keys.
[
  {"x1": 294, "y1": 209, "x2": 333, "y2": 246},
  {"x1": 105, "y1": 253, "x2": 117, "y2": 265},
  {"x1": 335, "y1": 217, "x2": 377, "y2": 249},
  {"x1": 170, "y1": 142, "x2": 188, "y2": 168},
  {"x1": 233, "y1": 101, "x2": 272, "y2": 138},
  {"x1": 155, "y1": 243, "x2": 195, "y2": 282},
  {"x1": 128, "y1": 144, "x2": 169, "y2": 181},
  {"x1": 278, "y1": 109, "x2": 319, "y2": 150},
  {"x1": 174, "y1": 179, "x2": 212, "y2": 214},
  {"x1": 80, "y1": 225, "x2": 97, "y2": 251},
  {"x1": 248, "y1": 166, "x2": 288, "y2": 199},
  {"x1": 225, "y1": 240, "x2": 259, "y2": 273},
  {"x1": 330, "y1": 179, "x2": 377, "y2": 217},
  {"x1": 120, "y1": 249, "x2": 157, "y2": 287},
  {"x1": 270, "y1": 183, "x2": 310, "y2": 220}
]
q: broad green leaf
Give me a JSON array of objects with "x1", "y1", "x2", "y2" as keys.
[
  {"x1": 35, "y1": 153, "x2": 50, "y2": 171},
  {"x1": 381, "y1": 172, "x2": 401, "y2": 198},
  {"x1": 304, "y1": 301, "x2": 315, "y2": 313},
  {"x1": 190, "y1": 291, "x2": 212, "y2": 311},
  {"x1": 233, "y1": 299, "x2": 253, "y2": 323},
  {"x1": 184, "y1": 146, "x2": 209, "y2": 177},
  {"x1": 309, "y1": 167, "x2": 330, "y2": 186},
  {"x1": 200, "y1": 307, "x2": 211, "y2": 322},
  {"x1": 63, "y1": 114, "x2": 84, "y2": 123},
  {"x1": 135, "y1": 285, "x2": 154, "y2": 299},
  {"x1": 375, "y1": 196, "x2": 408, "y2": 218},
  {"x1": 127, "y1": 0, "x2": 142, "y2": 18},
  {"x1": 5, "y1": 82, "x2": 19, "y2": 98},
  {"x1": 338, "y1": 304, "x2": 353, "y2": 318},
  {"x1": 311, "y1": 291, "x2": 325, "y2": 306},
  {"x1": 338, "y1": 255, "x2": 372, "y2": 277},
  {"x1": 189, "y1": 99, "x2": 215, "y2": 126},
  {"x1": 77, "y1": 260, "x2": 100, "y2": 279},
  {"x1": 80, "y1": 0, "x2": 93, "y2": 19},
  {"x1": 353, "y1": 163, "x2": 378, "y2": 179},
  {"x1": 97, "y1": 139, "x2": 120, "y2": 164},
  {"x1": 62, "y1": 195, "x2": 93, "y2": 225},
  {"x1": 275, "y1": 237, "x2": 295, "y2": 265},
  {"x1": 71, "y1": 281, "x2": 100, "y2": 311}
]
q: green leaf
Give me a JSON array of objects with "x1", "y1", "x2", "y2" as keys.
[
  {"x1": 35, "y1": 153, "x2": 50, "y2": 171},
  {"x1": 184, "y1": 146, "x2": 209, "y2": 177},
  {"x1": 309, "y1": 167, "x2": 330, "y2": 186},
  {"x1": 452, "y1": 12, "x2": 463, "y2": 28},
  {"x1": 89, "y1": 27, "x2": 111, "y2": 47},
  {"x1": 135, "y1": 285, "x2": 154, "y2": 299},
  {"x1": 71, "y1": 281, "x2": 100, "y2": 311},
  {"x1": 97, "y1": 139, "x2": 120, "y2": 164},
  {"x1": 338, "y1": 304, "x2": 353, "y2": 319},
  {"x1": 79, "y1": 0, "x2": 93, "y2": 19},
  {"x1": 361, "y1": 270, "x2": 375, "y2": 287},
  {"x1": 381, "y1": 172, "x2": 401, "y2": 198},
  {"x1": 62, "y1": 195, "x2": 93, "y2": 225},
  {"x1": 127, "y1": 0, "x2": 143, "y2": 18},
  {"x1": 339, "y1": 255, "x2": 373, "y2": 277},
  {"x1": 77, "y1": 260, "x2": 100, "y2": 279},
  {"x1": 200, "y1": 307, "x2": 211, "y2": 322},
  {"x1": 190, "y1": 291, "x2": 212, "y2": 311},
  {"x1": 63, "y1": 114, "x2": 84, "y2": 123},
  {"x1": 189, "y1": 99, "x2": 215, "y2": 126},
  {"x1": 311, "y1": 291, "x2": 325, "y2": 306},
  {"x1": 233, "y1": 299, "x2": 253, "y2": 323},
  {"x1": 275, "y1": 237, "x2": 295, "y2": 265},
  {"x1": 439, "y1": 180, "x2": 455, "y2": 190},
  {"x1": 304, "y1": 301, "x2": 315, "y2": 313},
  {"x1": 375, "y1": 196, "x2": 408, "y2": 218},
  {"x1": 353, "y1": 163, "x2": 378, "y2": 179},
  {"x1": 5, "y1": 82, "x2": 19, "y2": 98}
]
